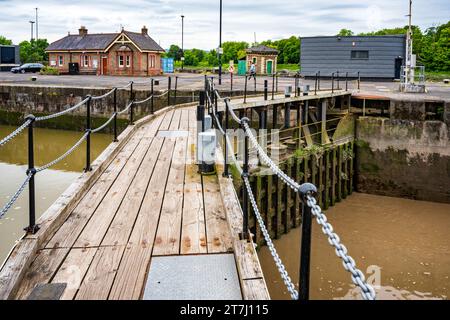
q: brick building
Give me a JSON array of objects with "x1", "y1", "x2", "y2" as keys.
[
  {"x1": 46, "y1": 26, "x2": 165, "y2": 76},
  {"x1": 245, "y1": 45, "x2": 278, "y2": 75}
]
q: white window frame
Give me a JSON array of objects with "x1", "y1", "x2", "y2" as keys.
[
  {"x1": 58, "y1": 55, "x2": 64, "y2": 67},
  {"x1": 118, "y1": 55, "x2": 124, "y2": 68},
  {"x1": 149, "y1": 55, "x2": 156, "y2": 69},
  {"x1": 126, "y1": 55, "x2": 131, "y2": 68},
  {"x1": 83, "y1": 55, "x2": 89, "y2": 68}
]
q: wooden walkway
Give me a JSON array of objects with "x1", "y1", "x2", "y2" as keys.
[{"x1": 3, "y1": 106, "x2": 268, "y2": 300}]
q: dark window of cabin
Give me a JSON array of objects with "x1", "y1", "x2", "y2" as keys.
[{"x1": 351, "y1": 50, "x2": 369, "y2": 59}]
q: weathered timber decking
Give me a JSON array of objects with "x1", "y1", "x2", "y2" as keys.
[{"x1": 0, "y1": 104, "x2": 269, "y2": 300}]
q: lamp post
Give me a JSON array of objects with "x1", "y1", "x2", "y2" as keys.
[
  {"x1": 218, "y1": 0, "x2": 223, "y2": 85},
  {"x1": 35, "y1": 7, "x2": 39, "y2": 40},
  {"x1": 29, "y1": 21, "x2": 35, "y2": 42},
  {"x1": 181, "y1": 15, "x2": 185, "y2": 70}
]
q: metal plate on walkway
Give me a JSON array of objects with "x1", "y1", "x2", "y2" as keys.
[{"x1": 143, "y1": 254, "x2": 242, "y2": 300}]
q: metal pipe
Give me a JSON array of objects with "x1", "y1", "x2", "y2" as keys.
[
  {"x1": 346, "y1": 72, "x2": 349, "y2": 91},
  {"x1": 85, "y1": 96, "x2": 92, "y2": 172},
  {"x1": 223, "y1": 99, "x2": 230, "y2": 177},
  {"x1": 336, "y1": 70, "x2": 340, "y2": 90},
  {"x1": 298, "y1": 183, "x2": 317, "y2": 300},
  {"x1": 218, "y1": 0, "x2": 223, "y2": 85},
  {"x1": 174, "y1": 76, "x2": 178, "y2": 105},
  {"x1": 113, "y1": 88, "x2": 118, "y2": 142},
  {"x1": 167, "y1": 76, "x2": 172, "y2": 106},
  {"x1": 25, "y1": 115, "x2": 38, "y2": 234},
  {"x1": 264, "y1": 80, "x2": 268, "y2": 101},
  {"x1": 151, "y1": 79, "x2": 154, "y2": 114},
  {"x1": 244, "y1": 76, "x2": 248, "y2": 104},
  {"x1": 318, "y1": 71, "x2": 321, "y2": 91},
  {"x1": 331, "y1": 73, "x2": 335, "y2": 94},
  {"x1": 272, "y1": 73, "x2": 275, "y2": 100},
  {"x1": 130, "y1": 102, "x2": 134, "y2": 125},
  {"x1": 240, "y1": 118, "x2": 250, "y2": 241}
]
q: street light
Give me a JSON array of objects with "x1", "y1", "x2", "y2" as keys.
[
  {"x1": 29, "y1": 21, "x2": 35, "y2": 42},
  {"x1": 218, "y1": 0, "x2": 223, "y2": 85},
  {"x1": 181, "y1": 15, "x2": 185, "y2": 70},
  {"x1": 35, "y1": 7, "x2": 39, "y2": 40}
]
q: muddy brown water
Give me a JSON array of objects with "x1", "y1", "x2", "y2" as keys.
[
  {"x1": 0, "y1": 125, "x2": 111, "y2": 264},
  {"x1": 259, "y1": 193, "x2": 450, "y2": 300}
]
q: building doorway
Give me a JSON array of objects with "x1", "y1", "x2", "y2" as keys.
[
  {"x1": 394, "y1": 57, "x2": 403, "y2": 80},
  {"x1": 267, "y1": 60, "x2": 273, "y2": 75},
  {"x1": 102, "y1": 57, "x2": 108, "y2": 75}
]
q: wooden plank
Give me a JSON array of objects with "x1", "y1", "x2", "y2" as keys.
[
  {"x1": 109, "y1": 138, "x2": 177, "y2": 300},
  {"x1": 202, "y1": 175, "x2": 233, "y2": 254},
  {"x1": 15, "y1": 248, "x2": 70, "y2": 300},
  {"x1": 169, "y1": 109, "x2": 182, "y2": 131},
  {"x1": 101, "y1": 137, "x2": 164, "y2": 247},
  {"x1": 51, "y1": 248, "x2": 97, "y2": 300},
  {"x1": 74, "y1": 135, "x2": 154, "y2": 248},
  {"x1": 158, "y1": 110, "x2": 175, "y2": 131},
  {"x1": 152, "y1": 135, "x2": 187, "y2": 256},
  {"x1": 180, "y1": 110, "x2": 207, "y2": 255},
  {"x1": 242, "y1": 279, "x2": 271, "y2": 300},
  {"x1": 46, "y1": 126, "x2": 148, "y2": 249},
  {"x1": 75, "y1": 246, "x2": 125, "y2": 300}
]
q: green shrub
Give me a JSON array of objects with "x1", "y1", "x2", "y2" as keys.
[{"x1": 40, "y1": 66, "x2": 60, "y2": 76}]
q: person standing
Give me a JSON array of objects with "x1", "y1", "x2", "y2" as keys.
[{"x1": 248, "y1": 62, "x2": 256, "y2": 80}]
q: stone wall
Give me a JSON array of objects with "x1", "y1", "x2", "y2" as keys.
[{"x1": 355, "y1": 117, "x2": 450, "y2": 203}]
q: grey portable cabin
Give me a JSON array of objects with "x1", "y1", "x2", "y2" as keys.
[
  {"x1": 0, "y1": 45, "x2": 20, "y2": 71},
  {"x1": 300, "y1": 35, "x2": 406, "y2": 80}
]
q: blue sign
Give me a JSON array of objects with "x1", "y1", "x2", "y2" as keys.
[{"x1": 161, "y1": 58, "x2": 174, "y2": 74}]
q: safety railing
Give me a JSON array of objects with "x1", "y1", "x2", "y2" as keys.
[
  {"x1": 0, "y1": 77, "x2": 179, "y2": 234},
  {"x1": 204, "y1": 77, "x2": 376, "y2": 301}
]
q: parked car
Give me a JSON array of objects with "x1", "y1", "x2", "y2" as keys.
[{"x1": 11, "y1": 63, "x2": 44, "y2": 74}]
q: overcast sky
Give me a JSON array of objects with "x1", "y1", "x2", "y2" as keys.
[{"x1": 1, "y1": 0, "x2": 449, "y2": 49}]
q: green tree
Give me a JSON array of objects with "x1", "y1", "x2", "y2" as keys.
[
  {"x1": 0, "y1": 36, "x2": 13, "y2": 45},
  {"x1": 222, "y1": 41, "x2": 249, "y2": 64},
  {"x1": 167, "y1": 44, "x2": 182, "y2": 61},
  {"x1": 337, "y1": 29, "x2": 354, "y2": 36},
  {"x1": 19, "y1": 39, "x2": 49, "y2": 63},
  {"x1": 262, "y1": 36, "x2": 300, "y2": 64},
  {"x1": 207, "y1": 49, "x2": 218, "y2": 66},
  {"x1": 183, "y1": 50, "x2": 199, "y2": 66}
]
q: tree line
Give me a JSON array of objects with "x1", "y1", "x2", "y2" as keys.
[
  {"x1": 337, "y1": 21, "x2": 450, "y2": 72},
  {"x1": 1, "y1": 20, "x2": 448, "y2": 72}
]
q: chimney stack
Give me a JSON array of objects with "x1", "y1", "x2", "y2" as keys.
[
  {"x1": 142, "y1": 26, "x2": 148, "y2": 35},
  {"x1": 79, "y1": 26, "x2": 88, "y2": 36}
]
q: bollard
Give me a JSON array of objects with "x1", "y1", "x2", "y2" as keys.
[
  {"x1": 254, "y1": 76, "x2": 257, "y2": 95},
  {"x1": 167, "y1": 76, "x2": 172, "y2": 106},
  {"x1": 272, "y1": 105, "x2": 278, "y2": 129},
  {"x1": 24, "y1": 115, "x2": 39, "y2": 234},
  {"x1": 358, "y1": 71, "x2": 361, "y2": 90},
  {"x1": 198, "y1": 91, "x2": 206, "y2": 132},
  {"x1": 130, "y1": 81, "x2": 134, "y2": 102},
  {"x1": 298, "y1": 183, "x2": 317, "y2": 301},
  {"x1": 174, "y1": 76, "x2": 178, "y2": 105},
  {"x1": 113, "y1": 88, "x2": 118, "y2": 142},
  {"x1": 223, "y1": 99, "x2": 230, "y2": 177},
  {"x1": 264, "y1": 80, "x2": 268, "y2": 101},
  {"x1": 244, "y1": 76, "x2": 248, "y2": 104},
  {"x1": 318, "y1": 71, "x2": 321, "y2": 91},
  {"x1": 272, "y1": 73, "x2": 275, "y2": 100},
  {"x1": 84, "y1": 96, "x2": 92, "y2": 172},
  {"x1": 284, "y1": 102, "x2": 291, "y2": 128},
  {"x1": 336, "y1": 71, "x2": 340, "y2": 90},
  {"x1": 346, "y1": 72, "x2": 349, "y2": 91},
  {"x1": 151, "y1": 79, "x2": 155, "y2": 114},
  {"x1": 331, "y1": 73, "x2": 335, "y2": 94},
  {"x1": 130, "y1": 102, "x2": 134, "y2": 125},
  {"x1": 314, "y1": 72, "x2": 318, "y2": 95},
  {"x1": 239, "y1": 117, "x2": 250, "y2": 241}
]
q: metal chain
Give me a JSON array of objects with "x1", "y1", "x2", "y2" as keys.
[
  {"x1": 306, "y1": 195, "x2": 376, "y2": 300},
  {"x1": 35, "y1": 97, "x2": 89, "y2": 122},
  {"x1": 0, "y1": 173, "x2": 32, "y2": 219},
  {"x1": 36, "y1": 132, "x2": 89, "y2": 173},
  {"x1": 0, "y1": 119, "x2": 31, "y2": 147},
  {"x1": 243, "y1": 121, "x2": 300, "y2": 192},
  {"x1": 243, "y1": 176, "x2": 299, "y2": 300}
]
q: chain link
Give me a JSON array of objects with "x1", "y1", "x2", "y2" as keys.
[
  {"x1": 91, "y1": 88, "x2": 116, "y2": 101},
  {"x1": 243, "y1": 176, "x2": 299, "y2": 300},
  {"x1": 36, "y1": 132, "x2": 89, "y2": 173},
  {"x1": 0, "y1": 173, "x2": 32, "y2": 219},
  {"x1": 306, "y1": 195, "x2": 376, "y2": 300},
  {"x1": 0, "y1": 119, "x2": 31, "y2": 147},
  {"x1": 118, "y1": 102, "x2": 133, "y2": 116},
  {"x1": 92, "y1": 114, "x2": 116, "y2": 134}
]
